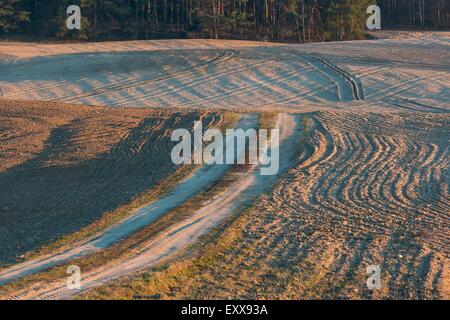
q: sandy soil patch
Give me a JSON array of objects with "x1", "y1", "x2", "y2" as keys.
[{"x1": 1, "y1": 33, "x2": 448, "y2": 111}]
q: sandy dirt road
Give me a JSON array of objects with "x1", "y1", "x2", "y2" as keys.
[
  {"x1": 0, "y1": 114, "x2": 258, "y2": 286},
  {"x1": 0, "y1": 99, "x2": 228, "y2": 264},
  {"x1": 3, "y1": 113, "x2": 304, "y2": 300}
]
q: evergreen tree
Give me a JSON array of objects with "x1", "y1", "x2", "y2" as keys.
[{"x1": 0, "y1": 0, "x2": 30, "y2": 34}]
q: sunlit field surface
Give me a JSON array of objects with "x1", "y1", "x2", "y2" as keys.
[{"x1": 0, "y1": 32, "x2": 448, "y2": 299}]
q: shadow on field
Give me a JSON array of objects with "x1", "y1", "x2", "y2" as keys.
[{"x1": 0, "y1": 112, "x2": 208, "y2": 264}]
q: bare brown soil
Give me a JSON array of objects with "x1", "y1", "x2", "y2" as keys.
[{"x1": 0, "y1": 99, "x2": 222, "y2": 265}]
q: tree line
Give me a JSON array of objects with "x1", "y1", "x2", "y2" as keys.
[
  {"x1": 1, "y1": 0, "x2": 449, "y2": 42},
  {"x1": 381, "y1": 0, "x2": 450, "y2": 28}
]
